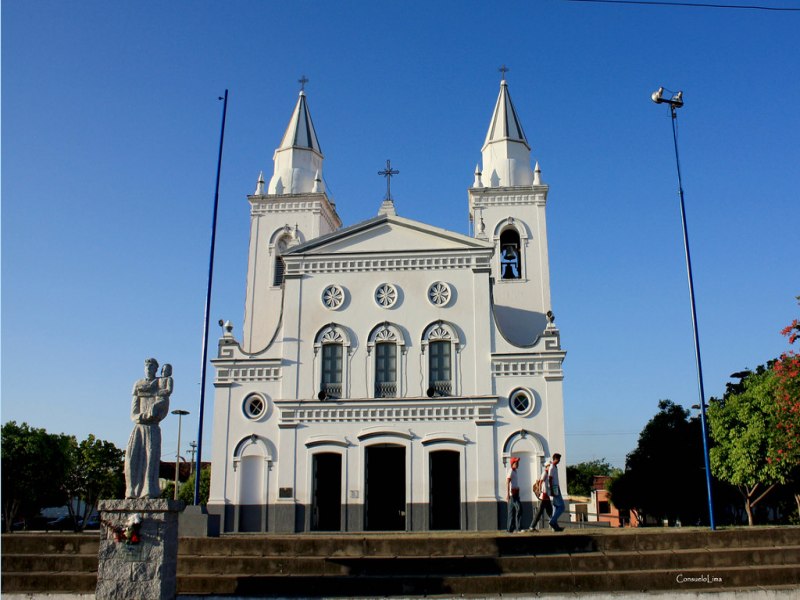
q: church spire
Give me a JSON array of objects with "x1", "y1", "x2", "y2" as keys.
[
  {"x1": 482, "y1": 79, "x2": 530, "y2": 152},
  {"x1": 479, "y1": 78, "x2": 533, "y2": 188},
  {"x1": 267, "y1": 87, "x2": 324, "y2": 195},
  {"x1": 276, "y1": 90, "x2": 322, "y2": 155}
]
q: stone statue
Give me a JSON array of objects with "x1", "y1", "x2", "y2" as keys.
[{"x1": 124, "y1": 359, "x2": 172, "y2": 499}]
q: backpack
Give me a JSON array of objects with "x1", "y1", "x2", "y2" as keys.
[{"x1": 533, "y1": 463, "x2": 551, "y2": 497}]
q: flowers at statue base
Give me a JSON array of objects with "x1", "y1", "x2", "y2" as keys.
[{"x1": 106, "y1": 514, "x2": 142, "y2": 545}]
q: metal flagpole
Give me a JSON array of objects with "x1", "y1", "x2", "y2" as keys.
[{"x1": 194, "y1": 89, "x2": 228, "y2": 505}]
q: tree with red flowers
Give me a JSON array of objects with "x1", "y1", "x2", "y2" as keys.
[
  {"x1": 708, "y1": 298, "x2": 800, "y2": 525},
  {"x1": 770, "y1": 298, "x2": 800, "y2": 517}
]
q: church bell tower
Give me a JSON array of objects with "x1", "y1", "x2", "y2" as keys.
[
  {"x1": 469, "y1": 78, "x2": 553, "y2": 347},
  {"x1": 242, "y1": 87, "x2": 342, "y2": 353}
]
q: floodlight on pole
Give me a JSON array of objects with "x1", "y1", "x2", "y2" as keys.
[
  {"x1": 171, "y1": 409, "x2": 190, "y2": 501},
  {"x1": 651, "y1": 86, "x2": 716, "y2": 531}
]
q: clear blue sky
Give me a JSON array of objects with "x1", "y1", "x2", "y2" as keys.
[{"x1": 3, "y1": 1, "x2": 798, "y2": 469}]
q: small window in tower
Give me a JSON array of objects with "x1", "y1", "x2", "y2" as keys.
[
  {"x1": 273, "y1": 237, "x2": 289, "y2": 287},
  {"x1": 273, "y1": 257, "x2": 285, "y2": 286},
  {"x1": 500, "y1": 229, "x2": 521, "y2": 280}
]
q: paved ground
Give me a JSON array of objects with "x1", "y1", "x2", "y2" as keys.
[{"x1": 6, "y1": 591, "x2": 800, "y2": 599}]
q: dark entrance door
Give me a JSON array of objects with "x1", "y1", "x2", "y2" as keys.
[
  {"x1": 311, "y1": 453, "x2": 341, "y2": 531},
  {"x1": 365, "y1": 445, "x2": 406, "y2": 530},
  {"x1": 429, "y1": 450, "x2": 461, "y2": 530}
]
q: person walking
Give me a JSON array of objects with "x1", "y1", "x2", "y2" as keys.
[
  {"x1": 530, "y1": 453, "x2": 565, "y2": 532},
  {"x1": 506, "y1": 456, "x2": 522, "y2": 533},
  {"x1": 528, "y1": 461, "x2": 553, "y2": 532}
]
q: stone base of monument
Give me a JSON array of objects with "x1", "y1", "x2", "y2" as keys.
[
  {"x1": 179, "y1": 504, "x2": 220, "y2": 537},
  {"x1": 96, "y1": 499, "x2": 184, "y2": 600}
]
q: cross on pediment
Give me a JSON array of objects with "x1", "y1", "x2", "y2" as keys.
[{"x1": 378, "y1": 159, "x2": 399, "y2": 200}]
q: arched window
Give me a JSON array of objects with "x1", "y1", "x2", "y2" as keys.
[
  {"x1": 375, "y1": 342, "x2": 397, "y2": 398},
  {"x1": 422, "y1": 322, "x2": 459, "y2": 397},
  {"x1": 429, "y1": 341, "x2": 451, "y2": 395},
  {"x1": 368, "y1": 323, "x2": 405, "y2": 399},
  {"x1": 321, "y1": 343, "x2": 343, "y2": 398},
  {"x1": 499, "y1": 228, "x2": 521, "y2": 280},
  {"x1": 315, "y1": 324, "x2": 350, "y2": 399}
]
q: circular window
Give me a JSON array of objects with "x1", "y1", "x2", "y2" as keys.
[
  {"x1": 375, "y1": 283, "x2": 398, "y2": 308},
  {"x1": 509, "y1": 389, "x2": 533, "y2": 416},
  {"x1": 243, "y1": 394, "x2": 267, "y2": 420},
  {"x1": 321, "y1": 284, "x2": 345, "y2": 310},
  {"x1": 427, "y1": 281, "x2": 452, "y2": 307}
]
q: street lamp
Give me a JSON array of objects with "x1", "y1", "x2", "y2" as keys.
[
  {"x1": 171, "y1": 409, "x2": 190, "y2": 501},
  {"x1": 652, "y1": 87, "x2": 716, "y2": 530}
]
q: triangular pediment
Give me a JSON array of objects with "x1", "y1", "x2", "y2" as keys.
[{"x1": 285, "y1": 215, "x2": 492, "y2": 256}]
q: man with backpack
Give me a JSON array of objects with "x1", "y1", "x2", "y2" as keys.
[{"x1": 529, "y1": 453, "x2": 564, "y2": 532}]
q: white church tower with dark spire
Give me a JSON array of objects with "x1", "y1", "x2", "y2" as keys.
[
  {"x1": 470, "y1": 78, "x2": 554, "y2": 347},
  {"x1": 242, "y1": 88, "x2": 342, "y2": 352}
]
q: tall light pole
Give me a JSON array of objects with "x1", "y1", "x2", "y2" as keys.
[
  {"x1": 195, "y1": 89, "x2": 229, "y2": 505},
  {"x1": 171, "y1": 409, "x2": 190, "y2": 501},
  {"x1": 651, "y1": 87, "x2": 716, "y2": 530}
]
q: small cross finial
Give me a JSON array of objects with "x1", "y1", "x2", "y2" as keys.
[
  {"x1": 498, "y1": 64, "x2": 509, "y2": 80},
  {"x1": 298, "y1": 75, "x2": 309, "y2": 91},
  {"x1": 378, "y1": 159, "x2": 400, "y2": 200}
]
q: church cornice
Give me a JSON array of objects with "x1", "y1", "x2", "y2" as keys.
[
  {"x1": 491, "y1": 353, "x2": 566, "y2": 379},
  {"x1": 282, "y1": 250, "x2": 493, "y2": 276},
  {"x1": 249, "y1": 193, "x2": 342, "y2": 230},
  {"x1": 469, "y1": 186, "x2": 549, "y2": 209}
]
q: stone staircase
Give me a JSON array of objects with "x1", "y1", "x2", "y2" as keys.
[
  {"x1": 2, "y1": 533, "x2": 99, "y2": 594},
  {"x1": 3, "y1": 527, "x2": 799, "y2": 596}
]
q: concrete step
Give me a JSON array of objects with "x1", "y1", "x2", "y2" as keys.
[
  {"x1": 0, "y1": 533, "x2": 99, "y2": 555},
  {"x1": 1, "y1": 572, "x2": 98, "y2": 594},
  {"x1": 2, "y1": 553, "x2": 99, "y2": 573},
  {"x1": 4, "y1": 528, "x2": 799, "y2": 596},
  {"x1": 177, "y1": 526, "x2": 800, "y2": 558},
  {"x1": 175, "y1": 546, "x2": 800, "y2": 577},
  {"x1": 176, "y1": 565, "x2": 800, "y2": 597}
]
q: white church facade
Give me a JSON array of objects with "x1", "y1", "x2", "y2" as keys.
[{"x1": 208, "y1": 79, "x2": 567, "y2": 532}]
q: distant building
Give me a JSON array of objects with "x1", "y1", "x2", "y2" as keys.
[
  {"x1": 592, "y1": 475, "x2": 638, "y2": 528},
  {"x1": 208, "y1": 79, "x2": 568, "y2": 532}
]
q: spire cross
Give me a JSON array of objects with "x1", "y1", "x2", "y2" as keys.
[
  {"x1": 298, "y1": 75, "x2": 309, "y2": 91},
  {"x1": 378, "y1": 159, "x2": 399, "y2": 200},
  {"x1": 498, "y1": 64, "x2": 509, "y2": 80}
]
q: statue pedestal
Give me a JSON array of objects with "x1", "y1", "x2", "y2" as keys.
[{"x1": 96, "y1": 499, "x2": 184, "y2": 600}]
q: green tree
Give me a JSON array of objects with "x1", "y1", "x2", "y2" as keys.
[
  {"x1": 708, "y1": 366, "x2": 796, "y2": 526},
  {"x1": 618, "y1": 400, "x2": 708, "y2": 525},
  {"x1": 567, "y1": 459, "x2": 619, "y2": 497},
  {"x1": 62, "y1": 434, "x2": 125, "y2": 529},
  {"x1": 177, "y1": 467, "x2": 211, "y2": 505},
  {"x1": 1, "y1": 422, "x2": 72, "y2": 532}
]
